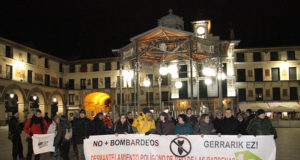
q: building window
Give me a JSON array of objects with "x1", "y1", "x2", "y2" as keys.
[
  {"x1": 59, "y1": 63, "x2": 63, "y2": 72},
  {"x1": 59, "y1": 78, "x2": 63, "y2": 88},
  {"x1": 254, "y1": 68, "x2": 263, "y2": 81},
  {"x1": 179, "y1": 81, "x2": 188, "y2": 99},
  {"x1": 131, "y1": 93, "x2": 137, "y2": 105},
  {"x1": 161, "y1": 76, "x2": 168, "y2": 86},
  {"x1": 80, "y1": 64, "x2": 87, "y2": 72},
  {"x1": 290, "y1": 87, "x2": 298, "y2": 100},
  {"x1": 117, "y1": 61, "x2": 120, "y2": 70},
  {"x1": 273, "y1": 88, "x2": 280, "y2": 100},
  {"x1": 45, "y1": 74, "x2": 50, "y2": 86},
  {"x1": 253, "y1": 52, "x2": 262, "y2": 61},
  {"x1": 6, "y1": 65, "x2": 12, "y2": 80},
  {"x1": 238, "y1": 88, "x2": 246, "y2": 101},
  {"x1": 92, "y1": 63, "x2": 99, "y2": 72},
  {"x1": 248, "y1": 90, "x2": 253, "y2": 97},
  {"x1": 179, "y1": 65, "x2": 188, "y2": 78},
  {"x1": 117, "y1": 93, "x2": 124, "y2": 105},
  {"x1": 80, "y1": 79, "x2": 86, "y2": 89},
  {"x1": 146, "y1": 92, "x2": 154, "y2": 105},
  {"x1": 287, "y1": 50, "x2": 296, "y2": 60},
  {"x1": 270, "y1": 51, "x2": 279, "y2": 61},
  {"x1": 27, "y1": 52, "x2": 31, "y2": 64},
  {"x1": 255, "y1": 88, "x2": 263, "y2": 101},
  {"x1": 69, "y1": 94, "x2": 75, "y2": 105},
  {"x1": 69, "y1": 64, "x2": 75, "y2": 73},
  {"x1": 92, "y1": 78, "x2": 98, "y2": 89},
  {"x1": 146, "y1": 74, "x2": 153, "y2": 86},
  {"x1": 105, "y1": 62, "x2": 111, "y2": 71},
  {"x1": 28, "y1": 70, "x2": 32, "y2": 83},
  {"x1": 237, "y1": 69, "x2": 246, "y2": 82},
  {"x1": 266, "y1": 89, "x2": 271, "y2": 97},
  {"x1": 236, "y1": 52, "x2": 245, "y2": 62},
  {"x1": 272, "y1": 68, "x2": 280, "y2": 81},
  {"x1": 45, "y1": 58, "x2": 49, "y2": 68},
  {"x1": 199, "y1": 80, "x2": 208, "y2": 98},
  {"x1": 68, "y1": 79, "x2": 74, "y2": 89},
  {"x1": 105, "y1": 77, "x2": 111, "y2": 89},
  {"x1": 5, "y1": 46, "x2": 13, "y2": 58},
  {"x1": 289, "y1": 67, "x2": 297, "y2": 80},
  {"x1": 162, "y1": 91, "x2": 169, "y2": 101}
]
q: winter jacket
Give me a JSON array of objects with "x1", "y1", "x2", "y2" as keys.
[
  {"x1": 217, "y1": 116, "x2": 241, "y2": 135},
  {"x1": 23, "y1": 116, "x2": 48, "y2": 138},
  {"x1": 72, "y1": 117, "x2": 91, "y2": 144},
  {"x1": 9, "y1": 116, "x2": 22, "y2": 137},
  {"x1": 186, "y1": 114, "x2": 198, "y2": 129},
  {"x1": 132, "y1": 113, "x2": 156, "y2": 134},
  {"x1": 155, "y1": 120, "x2": 175, "y2": 135},
  {"x1": 213, "y1": 118, "x2": 223, "y2": 134},
  {"x1": 238, "y1": 120, "x2": 247, "y2": 135},
  {"x1": 91, "y1": 118, "x2": 106, "y2": 135},
  {"x1": 245, "y1": 114, "x2": 255, "y2": 128},
  {"x1": 54, "y1": 120, "x2": 72, "y2": 147},
  {"x1": 175, "y1": 122, "x2": 193, "y2": 135},
  {"x1": 113, "y1": 121, "x2": 133, "y2": 134},
  {"x1": 127, "y1": 118, "x2": 134, "y2": 125},
  {"x1": 198, "y1": 120, "x2": 215, "y2": 135},
  {"x1": 246, "y1": 117, "x2": 277, "y2": 138},
  {"x1": 47, "y1": 122, "x2": 56, "y2": 134}
]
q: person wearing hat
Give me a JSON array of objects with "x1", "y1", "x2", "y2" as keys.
[
  {"x1": 9, "y1": 110, "x2": 24, "y2": 160},
  {"x1": 155, "y1": 112, "x2": 175, "y2": 135},
  {"x1": 23, "y1": 109, "x2": 48, "y2": 160},
  {"x1": 91, "y1": 112, "x2": 106, "y2": 135},
  {"x1": 72, "y1": 109, "x2": 91, "y2": 159},
  {"x1": 246, "y1": 109, "x2": 277, "y2": 139},
  {"x1": 132, "y1": 108, "x2": 156, "y2": 134}
]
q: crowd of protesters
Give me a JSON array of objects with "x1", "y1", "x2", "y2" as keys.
[{"x1": 7, "y1": 107, "x2": 277, "y2": 160}]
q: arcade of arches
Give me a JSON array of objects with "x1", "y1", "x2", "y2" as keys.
[{"x1": 83, "y1": 92, "x2": 111, "y2": 119}]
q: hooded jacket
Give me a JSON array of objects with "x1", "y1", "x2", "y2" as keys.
[
  {"x1": 132, "y1": 112, "x2": 156, "y2": 134},
  {"x1": 23, "y1": 115, "x2": 48, "y2": 138},
  {"x1": 9, "y1": 116, "x2": 22, "y2": 136}
]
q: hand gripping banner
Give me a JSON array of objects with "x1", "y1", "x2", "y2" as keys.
[{"x1": 84, "y1": 134, "x2": 276, "y2": 160}]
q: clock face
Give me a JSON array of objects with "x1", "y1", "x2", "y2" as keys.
[{"x1": 197, "y1": 26, "x2": 206, "y2": 35}]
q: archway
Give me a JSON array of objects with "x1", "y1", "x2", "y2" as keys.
[
  {"x1": 83, "y1": 92, "x2": 111, "y2": 119},
  {"x1": 50, "y1": 93, "x2": 64, "y2": 118}
]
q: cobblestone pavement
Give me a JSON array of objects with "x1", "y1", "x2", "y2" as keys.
[{"x1": 0, "y1": 126, "x2": 299, "y2": 160}]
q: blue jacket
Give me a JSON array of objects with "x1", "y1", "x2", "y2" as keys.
[{"x1": 175, "y1": 122, "x2": 193, "y2": 135}]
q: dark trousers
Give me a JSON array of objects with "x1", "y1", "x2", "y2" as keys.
[
  {"x1": 12, "y1": 135, "x2": 24, "y2": 160},
  {"x1": 71, "y1": 138, "x2": 78, "y2": 154},
  {"x1": 26, "y1": 138, "x2": 40, "y2": 160},
  {"x1": 61, "y1": 141, "x2": 70, "y2": 160}
]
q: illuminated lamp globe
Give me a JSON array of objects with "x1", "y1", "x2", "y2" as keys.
[
  {"x1": 32, "y1": 96, "x2": 37, "y2": 101},
  {"x1": 52, "y1": 97, "x2": 57, "y2": 103},
  {"x1": 202, "y1": 67, "x2": 212, "y2": 76},
  {"x1": 159, "y1": 65, "x2": 168, "y2": 75},
  {"x1": 143, "y1": 79, "x2": 151, "y2": 87},
  {"x1": 9, "y1": 93, "x2": 14, "y2": 99},
  {"x1": 197, "y1": 26, "x2": 206, "y2": 35},
  {"x1": 175, "y1": 81, "x2": 183, "y2": 88},
  {"x1": 218, "y1": 73, "x2": 226, "y2": 80},
  {"x1": 168, "y1": 64, "x2": 178, "y2": 74},
  {"x1": 204, "y1": 78, "x2": 212, "y2": 85},
  {"x1": 171, "y1": 72, "x2": 179, "y2": 79}
]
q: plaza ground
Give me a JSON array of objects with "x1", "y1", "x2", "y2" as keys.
[{"x1": 0, "y1": 126, "x2": 299, "y2": 160}]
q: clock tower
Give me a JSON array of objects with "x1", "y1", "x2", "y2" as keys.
[{"x1": 191, "y1": 20, "x2": 211, "y2": 38}]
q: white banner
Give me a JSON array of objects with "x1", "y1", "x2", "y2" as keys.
[
  {"x1": 84, "y1": 134, "x2": 276, "y2": 160},
  {"x1": 32, "y1": 134, "x2": 55, "y2": 154}
]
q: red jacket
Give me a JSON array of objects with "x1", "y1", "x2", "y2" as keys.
[{"x1": 23, "y1": 118, "x2": 48, "y2": 138}]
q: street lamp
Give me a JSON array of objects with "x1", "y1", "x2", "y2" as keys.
[
  {"x1": 159, "y1": 64, "x2": 168, "y2": 76},
  {"x1": 32, "y1": 96, "x2": 37, "y2": 101},
  {"x1": 175, "y1": 81, "x2": 183, "y2": 89},
  {"x1": 144, "y1": 78, "x2": 151, "y2": 108},
  {"x1": 52, "y1": 97, "x2": 57, "y2": 103},
  {"x1": 9, "y1": 93, "x2": 14, "y2": 99},
  {"x1": 204, "y1": 78, "x2": 212, "y2": 85},
  {"x1": 218, "y1": 72, "x2": 226, "y2": 80}
]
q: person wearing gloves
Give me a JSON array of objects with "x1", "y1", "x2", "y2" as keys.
[
  {"x1": 155, "y1": 112, "x2": 175, "y2": 135},
  {"x1": 132, "y1": 107, "x2": 156, "y2": 134},
  {"x1": 23, "y1": 109, "x2": 48, "y2": 160},
  {"x1": 113, "y1": 114, "x2": 133, "y2": 135},
  {"x1": 246, "y1": 109, "x2": 277, "y2": 139}
]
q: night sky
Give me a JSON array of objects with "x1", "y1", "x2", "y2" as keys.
[{"x1": 0, "y1": 0, "x2": 299, "y2": 60}]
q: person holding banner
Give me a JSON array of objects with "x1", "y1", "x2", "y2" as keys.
[
  {"x1": 155, "y1": 112, "x2": 175, "y2": 135},
  {"x1": 132, "y1": 107, "x2": 156, "y2": 134},
  {"x1": 23, "y1": 109, "x2": 48, "y2": 160},
  {"x1": 217, "y1": 108, "x2": 242, "y2": 138},
  {"x1": 9, "y1": 110, "x2": 24, "y2": 160},
  {"x1": 175, "y1": 114, "x2": 193, "y2": 136},
  {"x1": 91, "y1": 112, "x2": 106, "y2": 135},
  {"x1": 246, "y1": 109, "x2": 277, "y2": 139},
  {"x1": 196, "y1": 114, "x2": 216, "y2": 137},
  {"x1": 113, "y1": 114, "x2": 133, "y2": 135},
  {"x1": 72, "y1": 109, "x2": 91, "y2": 160}
]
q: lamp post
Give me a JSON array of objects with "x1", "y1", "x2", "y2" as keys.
[
  {"x1": 158, "y1": 76, "x2": 162, "y2": 112},
  {"x1": 143, "y1": 78, "x2": 151, "y2": 108}
]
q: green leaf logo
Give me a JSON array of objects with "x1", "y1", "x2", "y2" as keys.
[{"x1": 235, "y1": 150, "x2": 262, "y2": 160}]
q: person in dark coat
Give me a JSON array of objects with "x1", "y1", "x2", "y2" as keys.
[
  {"x1": 213, "y1": 111, "x2": 223, "y2": 134},
  {"x1": 44, "y1": 112, "x2": 52, "y2": 126},
  {"x1": 168, "y1": 112, "x2": 177, "y2": 125},
  {"x1": 175, "y1": 114, "x2": 193, "y2": 135},
  {"x1": 197, "y1": 114, "x2": 216, "y2": 137},
  {"x1": 245, "y1": 109, "x2": 255, "y2": 128},
  {"x1": 186, "y1": 108, "x2": 198, "y2": 132},
  {"x1": 155, "y1": 112, "x2": 175, "y2": 135},
  {"x1": 113, "y1": 114, "x2": 133, "y2": 135},
  {"x1": 23, "y1": 109, "x2": 48, "y2": 160},
  {"x1": 237, "y1": 113, "x2": 247, "y2": 135},
  {"x1": 72, "y1": 109, "x2": 91, "y2": 160},
  {"x1": 91, "y1": 112, "x2": 106, "y2": 135},
  {"x1": 126, "y1": 112, "x2": 134, "y2": 125},
  {"x1": 9, "y1": 110, "x2": 24, "y2": 160},
  {"x1": 217, "y1": 108, "x2": 241, "y2": 137},
  {"x1": 246, "y1": 109, "x2": 277, "y2": 139}
]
